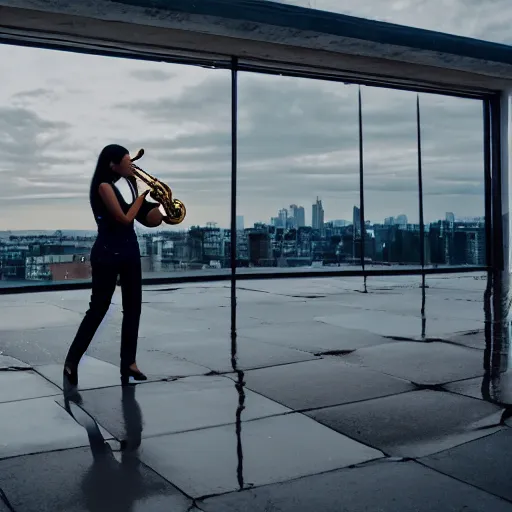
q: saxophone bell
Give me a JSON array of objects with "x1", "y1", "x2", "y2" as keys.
[{"x1": 129, "y1": 148, "x2": 186, "y2": 225}]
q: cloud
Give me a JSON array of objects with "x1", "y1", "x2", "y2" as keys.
[
  {"x1": 4, "y1": 192, "x2": 87, "y2": 201},
  {"x1": 0, "y1": 106, "x2": 75, "y2": 173},
  {"x1": 118, "y1": 75, "x2": 484, "y2": 193},
  {"x1": 129, "y1": 69, "x2": 176, "y2": 82},
  {"x1": 276, "y1": 0, "x2": 512, "y2": 44},
  {"x1": 0, "y1": 0, "x2": 501, "y2": 229},
  {"x1": 116, "y1": 75, "x2": 231, "y2": 125},
  {"x1": 12, "y1": 88, "x2": 55, "y2": 100}
]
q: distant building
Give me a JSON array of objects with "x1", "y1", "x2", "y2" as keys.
[
  {"x1": 396, "y1": 214, "x2": 408, "y2": 226},
  {"x1": 353, "y1": 206, "x2": 361, "y2": 236},
  {"x1": 50, "y1": 259, "x2": 92, "y2": 281},
  {"x1": 312, "y1": 197, "x2": 324, "y2": 230},
  {"x1": 289, "y1": 204, "x2": 306, "y2": 228},
  {"x1": 25, "y1": 254, "x2": 92, "y2": 281},
  {"x1": 278, "y1": 209, "x2": 288, "y2": 228},
  {"x1": 248, "y1": 232, "x2": 271, "y2": 266},
  {"x1": 236, "y1": 215, "x2": 244, "y2": 231},
  {"x1": 446, "y1": 212, "x2": 455, "y2": 224},
  {"x1": 452, "y1": 227, "x2": 486, "y2": 265}
]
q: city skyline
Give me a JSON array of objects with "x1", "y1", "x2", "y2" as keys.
[
  {"x1": 0, "y1": 1, "x2": 502, "y2": 231},
  {"x1": 0, "y1": 205, "x2": 484, "y2": 237},
  {"x1": 0, "y1": 208, "x2": 487, "y2": 284}
]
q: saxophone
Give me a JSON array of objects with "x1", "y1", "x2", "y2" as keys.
[{"x1": 130, "y1": 149, "x2": 186, "y2": 225}]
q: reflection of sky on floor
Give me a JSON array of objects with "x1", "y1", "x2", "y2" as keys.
[{"x1": 0, "y1": 272, "x2": 511, "y2": 510}]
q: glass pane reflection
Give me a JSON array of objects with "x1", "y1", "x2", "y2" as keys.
[
  {"x1": 419, "y1": 93, "x2": 486, "y2": 268},
  {"x1": 0, "y1": 44, "x2": 232, "y2": 286},
  {"x1": 360, "y1": 86, "x2": 421, "y2": 269},
  {"x1": 236, "y1": 72, "x2": 362, "y2": 273}
]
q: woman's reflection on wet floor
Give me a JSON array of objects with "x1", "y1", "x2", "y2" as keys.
[{"x1": 64, "y1": 386, "x2": 163, "y2": 512}]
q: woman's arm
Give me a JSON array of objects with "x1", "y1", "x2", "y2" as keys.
[
  {"x1": 134, "y1": 199, "x2": 164, "y2": 228},
  {"x1": 98, "y1": 183, "x2": 149, "y2": 226},
  {"x1": 143, "y1": 207, "x2": 165, "y2": 227},
  {"x1": 131, "y1": 177, "x2": 163, "y2": 228}
]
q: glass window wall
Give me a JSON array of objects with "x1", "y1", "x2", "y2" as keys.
[{"x1": 0, "y1": 43, "x2": 489, "y2": 293}]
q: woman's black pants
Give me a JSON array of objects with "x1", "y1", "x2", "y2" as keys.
[{"x1": 65, "y1": 239, "x2": 142, "y2": 372}]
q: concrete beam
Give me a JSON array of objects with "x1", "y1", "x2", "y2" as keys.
[{"x1": 1, "y1": 0, "x2": 512, "y2": 93}]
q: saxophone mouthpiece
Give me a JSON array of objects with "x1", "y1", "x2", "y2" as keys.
[{"x1": 131, "y1": 148, "x2": 144, "y2": 162}]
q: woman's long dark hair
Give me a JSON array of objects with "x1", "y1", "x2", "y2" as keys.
[{"x1": 89, "y1": 144, "x2": 129, "y2": 214}]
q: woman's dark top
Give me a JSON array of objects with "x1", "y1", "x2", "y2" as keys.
[
  {"x1": 90, "y1": 177, "x2": 153, "y2": 263},
  {"x1": 92, "y1": 177, "x2": 138, "y2": 242}
]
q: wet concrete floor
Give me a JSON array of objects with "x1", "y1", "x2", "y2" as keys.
[{"x1": 0, "y1": 272, "x2": 511, "y2": 510}]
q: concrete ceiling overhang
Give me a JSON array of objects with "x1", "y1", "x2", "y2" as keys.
[{"x1": 1, "y1": 0, "x2": 512, "y2": 95}]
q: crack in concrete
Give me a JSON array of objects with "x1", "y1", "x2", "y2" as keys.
[
  {"x1": 313, "y1": 350, "x2": 354, "y2": 357},
  {"x1": 379, "y1": 335, "x2": 486, "y2": 352},
  {"x1": 230, "y1": 285, "x2": 327, "y2": 300},
  {"x1": 194, "y1": 456, "x2": 400, "y2": 504},
  {"x1": 383, "y1": 335, "x2": 420, "y2": 342},
  {"x1": 0, "y1": 487, "x2": 15, "y2": 512},
  {"x1": 347, "y1": 456, "x2": 411, "y2": 470},
  {"x1": 413, "y1": 383, "x2": 446, "y2": 391}
]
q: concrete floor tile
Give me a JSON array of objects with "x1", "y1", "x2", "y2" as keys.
[
  {"x1": 127, "y1": 349, "x2": 211, "y2": 378},
  {"x1": 342, "y1": 341, "x2": 485, "y2": 385},
  {"x1": 0, "y1": 397, "x2": 97, "y2": 459},
  {"x1": 0, "y1": 354, "x2": 31, "y2": 369},
  {"x1": 446, "y1": 330, "x2": 487, "y2": 349},
  {"x1": 317, "y1": 310, "x2": 484, "y2": 340},
  {"x1": 423, "y1": 429, "x2": 512, "y2": 503},
  {"x1": 0, "y1": 370, "x2": 60, "y2": 403},
  {"x1": 0, "y1": 323, "x2": 118, "y2": 366},
  {"x1": 138, "y1": 413, "x2": 383, "y2": 498},
  {"x1": 36, "y1": 356, "x2": 124, "y2": 390},
  {"x1": 0, "y1": 304, "x2": 82, "y2": 330},
  {"x1": 77, "y1": 376, "x2": 289, "y2": 439},
  {"x1": 307, "y1": 390, "x2": 504, "y2": 458},
  {"x1": 445, "y1": 372, "x2": 512, "y2": 406},
  {"x1": 241, "y1": 321, "x2": 392, "y2": 353},
  {"x1": 110, "y1": 302, "x2": 230, "y2": 338},
  {"x1": 0, "y1": 446, "x2": 191, "y2": 512},
  {"x1": 200, "y1": 461, "x2": 512, "y2": 511},
  {"x1": 242, "y1": 358, "x2": 414, "y2": 410},
  {"x1": 150, "y1": 335, "x2": 316, "y2": 373}
]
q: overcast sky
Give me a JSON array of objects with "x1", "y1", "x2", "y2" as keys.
[{"x1": 0, "y1": 0, "x2": 504, "y2": 232}]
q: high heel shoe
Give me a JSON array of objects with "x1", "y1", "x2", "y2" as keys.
[
  {"x1": 63, "y1": 364, "x2": 78, "y2": 387},
  {"x1": 121, "y1": 367, "x2": 147, "y2": 386}
]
